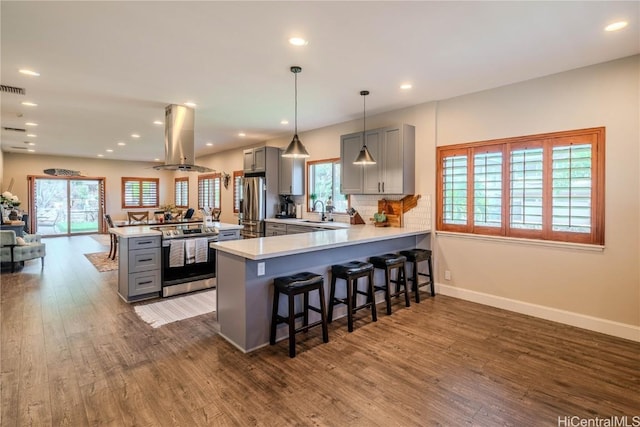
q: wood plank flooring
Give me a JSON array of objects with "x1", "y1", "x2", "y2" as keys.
[{"x1": 1, "y1": 234, "x2": 639, "y2": 426}]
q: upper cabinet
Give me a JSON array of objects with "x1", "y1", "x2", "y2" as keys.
[
  {"x1": 340, "y1": 124, "x2": 415, "y2": 195},
  {"x1": 279, "y1": 151, "x2": 304, "y2": 195},
  {"x1": 243, "y1": 147, "x2": 266, "y2": 173}
]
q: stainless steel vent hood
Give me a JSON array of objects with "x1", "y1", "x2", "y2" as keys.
[{"x1": 153, "y1": 104, "x2": 214, "y2": 173}]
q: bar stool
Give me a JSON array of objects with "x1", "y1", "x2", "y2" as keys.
[
  {"x1": 400, "y1": 249, "x2": 435, "y2": 303},
  {"x1": 270, "y1": 272, "x2": 329, "y2": 358},
  {"x1": 328, "y1": 261, "x2": 377, "y2": 332},
  {"x1": 369, "y1": 253, "x2": 410, "y2": 315}
]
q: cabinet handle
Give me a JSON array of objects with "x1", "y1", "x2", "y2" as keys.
[
  {"x1": 382, "y1": 182, "x2": 385, "y2": 192},
  {"x1": 378, "y1": 182, "x2": 381, "y2": 192},
  {"x1": 139, "y1": 240, "x2": 153, "y2": 245},
  {"x1": 140, "y1": 258, "x2": 152, "y2": 262},
  {"x1": 139, "y1": 280, "x2": 153, "y2": 285}
]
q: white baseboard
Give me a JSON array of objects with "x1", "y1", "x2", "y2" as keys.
[{"x1": 436, "y1": 283, "x2": 640, "y2": 342}]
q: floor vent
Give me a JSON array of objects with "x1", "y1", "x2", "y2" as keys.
[{"x1": 0, "y1": 85, "x2": 26, "y2": 95}]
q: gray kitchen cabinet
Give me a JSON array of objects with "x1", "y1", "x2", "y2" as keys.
[
  {"x1": 243, "y1": 147, "x2": 267, "y2": 173},
  {"x1": 286, "y1": 224, "x2": 316, "y2": 235},
  {"x1": 265, "y1": 222, "x2": 287, "y2": 236},
  {"x1": 218, "y1": 229, "x2": 241, "y2": 241},
  {"x1": 118, "y1": 235, "x2": 161, "y2": 302},
  {"x1": 279, "y1": 151, "x2": 304, "y2": 195},
  {"x1": 340, "y1": 124, "x2": 415, "y2": 195}
]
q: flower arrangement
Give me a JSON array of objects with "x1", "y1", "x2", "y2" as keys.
[{"x1": 0, "y1": 191, "x2": 20, "y2": 208}]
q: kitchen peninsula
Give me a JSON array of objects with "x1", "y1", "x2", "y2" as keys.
[{"x1": 213, "y1": 225, "x2": 430, "y2": 353}]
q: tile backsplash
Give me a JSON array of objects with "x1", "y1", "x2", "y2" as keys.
[{"x1": 350, "y1": 194, "x2": 431, "y2": 229}]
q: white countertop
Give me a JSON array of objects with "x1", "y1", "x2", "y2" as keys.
[
  {"x1": 264, "y1": 218, "x2": 351, "y2": 229},
  {"x1": 110, "y1": 222, "x2": 243, "y2": 238},
  {"x1": 212, "y1": 225, "x2": 430, "y2": 260}
]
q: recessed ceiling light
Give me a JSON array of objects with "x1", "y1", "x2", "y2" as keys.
[
  {"x1": 97, "y1": 154, "x2": 104, "y2": 157},
  {"x1": 400, "y1": 83, "x2": 413, "y2": 90},
  {"x1": 21, "y1": 101, "x2": 38, "y2": 107},
  {"x1": 27, "y1": 149, "x2": 35, "y2": 153},
  {"x1": 106, "y1": 149, "x2": 113, "y2": 153},
  {"x1": 25, "y1": 122, "x2": 38, "y2": 126},
  {"x1": 19, "y1": 69, "x2": 40, "y2": 77},
  {"x1": 184, "y1": 102, "x2": 197, "y2": 108},
  {"x1": 27, "y1": 142, "x2": 36, "y2": 146},
  {"x1": 238, "y1": 132, "x2": 246, "y2": 137},
  {"x1": 280, "y1": 120, "x2": 289, "y2": 125},
  {"x1": 206, "y1": 142, "x2": 213, "y2": 147},
  {"x1": 154, "y1": 158, "x2": 160, "y2": 162},
  {"x1": 153, "y1": 120, "x2": 163, "y2": 125},
  {"x1": 117, "y1": 141, "x2": 126, "y2": 146},
  {"x1": 26, "y1": 134, "x2": 37, "y2": 137},
  {"x1": 131, "y1": 133, "x2": 140, "y2": 138},
  {"x1": 289, "y1": 37, "x2": 308, "y2": 46},
  {"x1": 605, "y1": 21, "x2": 628, "y2": 32}
]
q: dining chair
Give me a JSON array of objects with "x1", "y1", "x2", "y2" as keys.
[
  {"x1": 127, "y1": 211, "x2": 149, "y2": 224},
  {"x1": 104, "y1": 214, "x2": 118, "y2": 259}
]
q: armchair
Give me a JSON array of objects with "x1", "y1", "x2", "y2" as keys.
[{"x1": 0, "y1": 230, "x2": 46, "y2": 272}]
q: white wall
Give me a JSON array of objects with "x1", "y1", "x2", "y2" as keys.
[{"x1": 2, "y1": 55, "x2": 637, "y2": 337}]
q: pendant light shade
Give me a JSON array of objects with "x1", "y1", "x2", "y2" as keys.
[
  {"x1": 282, "y1": 66, "x2": 310, "y2": 158},
  {"x1": 353, "y1": 90, "x2": 376, "y2": 165}
]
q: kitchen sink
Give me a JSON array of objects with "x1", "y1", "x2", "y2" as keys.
[{"x1": 301, "y1": 220, "x2": 326, "y2": 223}]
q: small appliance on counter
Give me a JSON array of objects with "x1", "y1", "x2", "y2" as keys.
[{"x1": 276, "y1": 195, "x2": 297, "y2": 219}]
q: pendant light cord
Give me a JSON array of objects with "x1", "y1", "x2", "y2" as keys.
[{"x1": 294, "y1": 71, "x2": 298, "y2": 135}]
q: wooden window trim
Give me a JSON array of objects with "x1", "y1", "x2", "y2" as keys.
[
  {"x1": 121, "y1": 177, "x2": 159, "y2": 209},
  {"x1": 197, "y1": 173, "x2": 222, "y2": 210},
  {"x1": 436, "y1": 127, "x2": 605, "y2": 245}
]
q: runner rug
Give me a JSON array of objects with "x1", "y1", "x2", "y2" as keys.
[
  {"x1": 134, "y1": 289, "x2": 216, "y2": 328},
  {"x1": 84, "y1": 252, "x2": 118, "y2": 272}
]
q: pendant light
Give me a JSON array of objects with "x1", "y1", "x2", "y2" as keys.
[
  {"x1": 282, "y1": 66, "x2": 310, "y2": 158},
  {"x1": 353, "y1": 90, "x2": 376, "y2": 164}
]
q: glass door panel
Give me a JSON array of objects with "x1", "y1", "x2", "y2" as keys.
[
  {"x1": 70, "y1": 180, "x2": 99, "y2": 233},
  {"x1": 35, "y1": 179, "x2": 68, "y2": 235}
]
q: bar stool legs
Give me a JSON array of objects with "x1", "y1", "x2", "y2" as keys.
[
  {"x1": 400, "y1": 249, "x2": 435, "y2": 303},
  {"x1": 270, "y1": 272, "x2": 328, "y2": 358},
  {"x1": 369, "y1": 254, "x2": 410, "y2": 315},
  {"x1": 328, "y1": 261, "x2": 377, "y2": 332}
]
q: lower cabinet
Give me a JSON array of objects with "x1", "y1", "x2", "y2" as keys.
[
  {"x1": 218, "y1": 229, "x2": 241, "y2": 241},
  {"x1": 118, "y1": 235, "x2": 161, "y2": 302},
  {"x1": 265, "y1": 222, "x2": 287, "y2": 236}
]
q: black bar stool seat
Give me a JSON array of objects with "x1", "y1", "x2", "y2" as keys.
[
  {"x1": 369, "y1": 253, "x2": 410, "y2": 315},
  {"x1": 270, "y1": 272, "x2": 329, "y2": 358},
  {"x1": 328, "y1": 261, "x2": 377, "y2": 332},
  {"x1": 400, "y1": 249, "x2": 435, "y2": 302}
]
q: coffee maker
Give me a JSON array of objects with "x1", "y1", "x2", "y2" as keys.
[{"x1": 277, "y1": 195, "x2": 296, "y2": 218}]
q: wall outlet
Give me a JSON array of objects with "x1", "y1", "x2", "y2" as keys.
[
  {"x1": 444, "y1": 270, "x2": 451, "y2": 281},
  {"x1": 257, "y1": 262, "x2": 265, "y2": 276}
]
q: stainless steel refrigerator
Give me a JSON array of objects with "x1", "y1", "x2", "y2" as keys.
[{"x1": 240, "y1": 176, "x2": 266, "y2": 238}]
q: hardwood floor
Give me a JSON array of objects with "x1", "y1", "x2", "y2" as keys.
[{"x1": 1, "y1": 235, "x2": 639, "y2": 426}]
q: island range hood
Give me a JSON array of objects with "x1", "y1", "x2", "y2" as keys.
[{"x1": 153, "y1": 104, "x2": 214, "y2": 173}]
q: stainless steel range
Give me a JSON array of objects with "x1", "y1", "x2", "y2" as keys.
[{"x1": 153, "y1": 225, "x2": 219, "y2": 297}]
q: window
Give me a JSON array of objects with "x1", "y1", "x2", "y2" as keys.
[
  {"x1": 121, "y1": 177, "x2": 159, "y2": 209},
  {"x1": 198, "y1": 173, "x2": 221, "y2": 210},
  {"x1": 233, "y1": 171, "x2": 243, "y2": 213},
  {"x1": 307, "y1": 158, "x2": 349, "y2": 212},
  {"x1": 436, "y1": 127, "x2": 604, "y2": 245},
  {"x1": 174, "y1": 177, "x2": 189, "y2": 208}
]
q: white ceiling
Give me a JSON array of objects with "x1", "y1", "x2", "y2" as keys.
[{"x1": 1, "y1": 1, "x2": 638, "y2": 163}]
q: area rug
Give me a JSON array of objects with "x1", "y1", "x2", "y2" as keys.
[
  {"x1": 134, "y1": 289, "x2": 216, "y2": 328},
  {"x1": 84, "y1": 252, "x2": 118, "y2": 272}
]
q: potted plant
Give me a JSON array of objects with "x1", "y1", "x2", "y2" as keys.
[{"x1": 310, "y1": 193, "x2": 317, "y2": 211}]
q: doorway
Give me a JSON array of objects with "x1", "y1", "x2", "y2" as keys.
[{"x1": 28, "y1": 176, "x2": 105, "y2": 236}]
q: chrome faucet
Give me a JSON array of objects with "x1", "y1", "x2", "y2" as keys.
[{"x1": 313, "y1": 200, "x2": 326, "y2": 221}]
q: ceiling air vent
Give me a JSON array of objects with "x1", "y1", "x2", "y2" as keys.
[
  {"x1": 2, "y1": 127, "x2": 26, "y2": 133},
  {"x1": 0, "y1": 85, "x2": 26, "y2": 95},
  {"x1": 10, "y1": 146, "x2": 28, "y2": 150}
]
